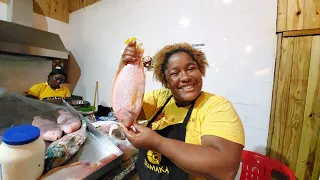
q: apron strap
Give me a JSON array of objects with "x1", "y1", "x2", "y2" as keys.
[
  {"x1": 147, "y1": 95, "x2": 173, "y2": 127},
  {"x1": 182, "y1": 100, "x2": 196, "y2": 126},
  {"x1": 182, "y1": 92, "x2": 202, "y2": 126}
]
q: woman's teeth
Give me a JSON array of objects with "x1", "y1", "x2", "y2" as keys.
[{"x1": 182, "y1": 85, "x2": 194, "y2": 90}]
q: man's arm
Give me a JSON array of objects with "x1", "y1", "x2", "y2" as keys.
[
  {"x1": 26, "y1": 84, "x2": 41, "y2": 99},
  {"x1": 26, "y1": 94, "x2": 38, "y2": 99}
]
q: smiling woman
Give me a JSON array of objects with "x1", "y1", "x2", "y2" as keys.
[
  {"x1": 119, "y1": 41, "x2": 245, "y2": 180},
  {"x1": 26, "y1": 68, "x2": 71, "y2": 103}
]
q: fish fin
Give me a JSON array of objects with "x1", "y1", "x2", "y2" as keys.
[{"x1": 32, "y1": 116, "x2": 42, "y2": 125}]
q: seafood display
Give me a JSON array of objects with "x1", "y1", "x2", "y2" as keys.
[
  {"x1": 40, "y1": 154, "x2": 118, "y2": 180},
  {"x1": 32, "y1": 116, "x2": 63, "y2": 141},
  {"x1": 0, "y1": 87, "x2": 122, "y2": 180},
  {"x1": 112, "y1": 38, "x2": 146, "y2": 129},
  {"x1": 45, "y1": 117, "x2": 88, "y2": 171},
  {"x1": 57, "y1": 110, "x2": 81, "y2": 134}
]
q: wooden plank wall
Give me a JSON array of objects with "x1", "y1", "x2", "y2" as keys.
[
  {"x1": 295, "y1": 36, "x2": 320, "y2": 179},
  {"x1": 277, "y1": 0, "x2": 320, "y2": 32},
  {"x1": 69, "y1": 0, "x2": 101, "y2": 13},
  {"x1": 268, "y1": 35, "x2": 320, "y2": 179},
  {"x1": 269, "y1": 0, "x2": 320, "y2": 179},
  {"x1": 267, "y1": 0, "x2": 320, "y2": 180},
  {"x1": 33, "y1": 0, "x2": 69, "y2": 23}
]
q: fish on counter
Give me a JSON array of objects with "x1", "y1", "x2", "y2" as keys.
[
  {"x1": 32, "y1": 116, "x2": 63, "y2": 141},
  {"x1": 95, "y1": 122, "x2": 138, "y2": 161},
  {"x1": 56, "y1": 110, "x2": 81, "y2": 134},
  {"x1": 109, "y1": 123, "x2": 126, "y2": 140},
  {"x1": 96, "y1": 123, "x2": 125, "y2": 140},
  {"x1": 45, "y1": 118, "x2": 87, "y2": 172},
  {"x1": 40, "y1": 154, "x2": 118, "y2": 180},
  {"x1": 112, "y1": 37, "x2": 145, "y2": 129}
]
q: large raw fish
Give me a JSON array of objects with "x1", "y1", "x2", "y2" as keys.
[
  {"x1": 40, "y1": 154, "x2": 118, "y2": 180},
  {"x1": 57, "y1": 110, "x2": 81, "y2": 134},
  {"x1": 112, "y1": 38, "x2": 145, "y2": 128},
  {"x1": 45, "y1": 117, "x2": 87, "y2": 171},
  {"x1": 32, "y1": 116, "x2": 63, "y2": 141}
]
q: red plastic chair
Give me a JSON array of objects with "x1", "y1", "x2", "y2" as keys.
[{"x1": 240, "y1": 150, "x2": 296, "y2": 180}]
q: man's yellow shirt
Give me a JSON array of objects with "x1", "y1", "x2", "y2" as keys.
[{"x1": 27, "y1": 82, "x2": 71, "y2": 100}]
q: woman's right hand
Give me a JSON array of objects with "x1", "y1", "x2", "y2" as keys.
[{"x1": 121, "y1": 40, "x2": 142, "y2": 64}]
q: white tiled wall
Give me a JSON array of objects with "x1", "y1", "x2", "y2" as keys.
[
  {"x1": 32, "y1": 13, "x2": 71, "y2": 49},
  {"x1": 68, "y1": 0, "x2": 277, "y2": 154}
]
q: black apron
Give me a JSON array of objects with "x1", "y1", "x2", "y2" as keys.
[{"x1": 136, "y1": 94, "x2": 199, "y2": 180}]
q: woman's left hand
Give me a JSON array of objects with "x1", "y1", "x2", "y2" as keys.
[{"x1": 119, "y1": 123, "x2": 163, "y2": 150}]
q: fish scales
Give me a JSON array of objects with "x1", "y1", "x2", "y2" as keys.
[
  {"x1": 44, "y1": 118, "x2": 87, "y2": 172},
  {"x1": 112, "y1": 39, "x2": 145, "y2": 128}
]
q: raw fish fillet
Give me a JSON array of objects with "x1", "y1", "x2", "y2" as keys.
[
  {"x1": 45, "y1": 118, "x2": 87, "y2": 171},
  {"x1": 40, "y1": 154, "x2": 118, "y2": 180},
  {"x1": 32, "y1": 116, "x2": 63, "y2": 141},
  {"x1": 57, "y1": 110, "x2": 81, "y2": 134},
  {"x1": 112, "y1": 38, "x2": 145, "y2": 128}
]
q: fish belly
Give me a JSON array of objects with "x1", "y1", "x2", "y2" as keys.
[
  {"x1": 112, "y1": 64, "x2": 145, "y2": 128},
  {"x1": 32, "y1": 118, "x2": 63, "y2": 141},
  {"x1": 58, "y1": 118, "x2": 81, "y2": 134},
  {"x1": 57, "y1": 110, "x2": 81, "y2": 134}
]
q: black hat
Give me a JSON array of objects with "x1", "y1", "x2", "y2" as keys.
[{"x1": 48, "y1": 67, "x2": 66, "y2": 78}]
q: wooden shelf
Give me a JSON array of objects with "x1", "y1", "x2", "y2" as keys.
[{"x1": 283, "y1": 28, "x2": 320, "y2": 37}]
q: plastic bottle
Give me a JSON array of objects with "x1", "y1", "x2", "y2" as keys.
[
  {"x1": 0, "y1": 125, "x2": 45, "y2": 180},
  {"x1": 108, "y1": 112, "x2": 118, "y2": 121}
]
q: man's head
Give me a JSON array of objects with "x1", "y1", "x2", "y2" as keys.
[{"x1": 47, "y1": 69, "x2": 66, "y2": 89}]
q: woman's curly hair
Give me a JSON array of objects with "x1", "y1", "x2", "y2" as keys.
[{"x1": 153, "y1": 42, "x2": 208, "y2": 87}]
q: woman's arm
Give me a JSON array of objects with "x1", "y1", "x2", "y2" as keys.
[
  {"x1": 156, "y1": 135, "x2": 243, "y2": 180},
  {"x1": 121, "y1": 123, "x2": 243, "y2": 180}
]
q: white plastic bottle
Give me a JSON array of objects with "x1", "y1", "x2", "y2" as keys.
[{"x1": 0, "y1": 124, "x2": 45, "y2": 180}]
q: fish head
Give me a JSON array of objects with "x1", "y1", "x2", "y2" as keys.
[{"x1": 45, "y1": 145, "x2": 67, "y2": 171}]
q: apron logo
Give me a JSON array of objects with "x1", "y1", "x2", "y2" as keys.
[
  {"x1": 147, "y1": 150, "x2": 162, "y2": 164},
  {"x1": 145, "y1": 150, "x2": 169, "y2": 174}
]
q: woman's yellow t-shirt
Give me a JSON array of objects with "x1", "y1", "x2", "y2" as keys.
[{"x1": 141, "y1": 88, "x2": 245, "y2": 180}]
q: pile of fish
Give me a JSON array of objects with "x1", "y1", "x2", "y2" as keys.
[
  {"x1": 112, "y1": 38, "x2": 146, "y2": 129},
  {"x1": 32, "y1": 109, "x2": 87, "y2": 172},
  {"x1": 32, "y1": 110, "x2": 82, "y2": 142}
]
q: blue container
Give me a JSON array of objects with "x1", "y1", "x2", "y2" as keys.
[{"x1": 2, "y1": 125, "x2": 40, "y2": 145}]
